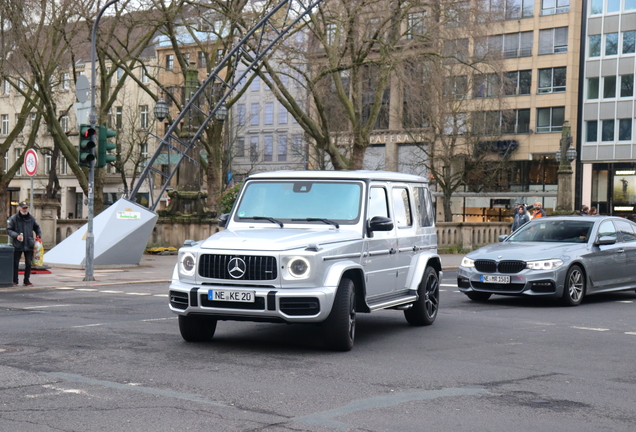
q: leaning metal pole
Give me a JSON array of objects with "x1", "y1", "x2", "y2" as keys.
[
  {"x1": 128, "y1": 0, "x2": 324, "y2": 211},
  {"x1": 85, "y1": 0, "x2": 121, "y2": 281}
]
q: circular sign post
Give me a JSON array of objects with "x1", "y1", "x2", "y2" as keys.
[{"x1": 23, "y1": 149, "x2": 38, "y2": 211}]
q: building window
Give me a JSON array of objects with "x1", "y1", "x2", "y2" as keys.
[
  {"x1": 3, "y1": 79, "x2": 10, "y2": 95},
  {"x1": 443, "y1": 38, "x2": 469, "y2": 63},
  {"x1": 116, "y1": 67, "x2": 124, "y2": 82},
  {"x1": 59, "y1": 156, "x2": 67, "y2": 175},
  {"x1": 3, "y1": 151, "x2": 7, "y2": 174},
  {"x1": 263, "y1": 136, "x2": 273, "y2": 161},
  {"x1": 623, "y1": 31, "x2": 636, "y2": 54},
  {"x1": 536, "y1": 107, "x2": 565, "y2": 133},
  {"x1": 621, "y1": 74, "x2": 634, "y2": 97},
  {"x1": 539, "y1": 27, "x2": 568, "y2": 54},
  {"x1": 591, "y1": 0, "x2": 603, "y2": 14},
  {"x1": 586, "y1": 120, "x2": 598, "y2": 142},
  {"x1": 236, "y1": 104, "x2": 245, "y2": 126},
  {"x1": 1, "y1": 114, "x2": 9, "y2": 135},
  {"x1": 500, "y1": 109, "x2": 530, "y2": 134},
  {"x1": 589, "y1": 35, "x2": 601, "y2": 57},
  {"x1": 473, "y1": 74, "x2": 500, "y2": 98},
  {"x1": 14, "y1": 149, "x2": 22, "y2": 175},
  {"x1": 166, "y1": 54, "x2": 174, "y2": 70},
  {"x1": 250, "y1": 103, "x2": 259, "y2": 126},
  {"x1": 587, "y1": 77, "x2": 600, "y2": 99},
  {"x1": 602, "y1": 120, "x2": 614, "y2": 141},
  {"x1": 607, "y1": 0, "x2": 620, "y2": 13},
  {"x1": 264, "y1": 102, "x2": 274, "y2": 125},
  {"x1": 141, "y1": 69, "x2": 150, "y2": 83},
  {"x1": 326, "y1": 23, "x2": 337, "y2": 45},
  {"x1": 278, "y1": 135, "x2": 287, "y2": 161},
  {"x1": 484, "y1": 0, "x2": 534, "y2": 20},
  {"x1": 140, "y1": 105, "x2": 149, "y2": 129},
  {"x1": 60, "y1": 115, "x2": 69, "y2": 132},
  {"x1": 603, "y1": 76, "x2": 617, "y2": 98},
  {"x1": 292, "y1": 134, "x2": 304, "y2": 158},
  {"x1": 605, "y1": 33, "x2": 619, "y2": 56},
  {"x1": 116, "y1": 107, "x2": 123, "y2": 129},
  {"x1": 406, "y1": 11, "x2": 426, "y2": 39},
  {"x1": 619, "y1": 119, "x2": 632, "y2": 141},
  {"x1": 541, "y1": 0, "x2": 569, "y2": 15},
  {"x1": 250, "y1": 136, "x2": 259, "y2": 162},
  {"x1": 278, "y1": 103, "x2": 288, "y2": 124},
  {"x1": 444, "y1": 76, "x2": 467, "y2": 99},
  {"x1": 504, "y1": 70, "x2": 532, "y2": 96},
  {"x1": 251, "y1": 75, "x2": 260, "y2": 92},
  {"x1": 44, "y1": 153, "x2": 52, "y2": 175},
  {"x1": 627, "y1": 0, "x2": 636, "y2": 11},
  {"x1": 235, "y1": 137, "x2": 245, "y2": 157},
  {"x1": 61, "y1": 72, "x2": 70, "y2": 90},
  {"x1": 538, "y1": 67, "x2": 566, "y2": 93}
]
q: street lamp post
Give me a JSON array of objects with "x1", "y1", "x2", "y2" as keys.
[{"x1": 556, "y1": 120, "x2": 577, "y2": 212}]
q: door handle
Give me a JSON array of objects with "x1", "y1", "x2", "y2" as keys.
[{"x1": 617, "y1": 249, "x2": 625, "y2": 253}]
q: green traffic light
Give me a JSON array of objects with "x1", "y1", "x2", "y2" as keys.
[{"x1": 97, "y1": 125, "x2": 117, "y2": 168}]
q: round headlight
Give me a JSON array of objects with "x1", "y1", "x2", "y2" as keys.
[
  {"x1": 180, "y1": 253, "x2": 196, "y2": 276},
  {"x1": 288, "y1": 257, "x2": 310, "y2": 278}
]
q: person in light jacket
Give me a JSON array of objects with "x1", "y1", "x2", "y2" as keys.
[
  {"x1": 7, "y1": 201, "x2": 42, "y2": 286},
  {"x1": 511, "y1": 204, "x2": 530, "y2": 233}
]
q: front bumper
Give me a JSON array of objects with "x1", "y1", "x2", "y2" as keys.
[
  {"x1": 169, "y1": 278, "x2": 337, "y2": 323},
  {"x1": 457, "y1": 267, "x2": 564, "y2": 297}
]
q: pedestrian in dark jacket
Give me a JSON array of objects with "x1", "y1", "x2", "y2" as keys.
[
  {"x1": 7, "y1": 201, "x2": 42, "y2": 286},
  {"x1": 579, "y1": 205, "x2": 589, "y2": 216},
  {"x1": 511, "y1": 205, "x2": 530, "y2": 233}
]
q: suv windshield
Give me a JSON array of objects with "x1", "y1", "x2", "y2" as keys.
[
  {"x1": 234, "y1": 180, "x2": 363, "y2": 224},
  {"x1": 509, "y1": 220, "x2": 594, "y2": 243}
]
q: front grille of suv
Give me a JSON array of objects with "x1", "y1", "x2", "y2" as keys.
[
  {"x1": 199, "y1": 254, "x2": 277, "y2": 280},
  {"x1": 475, "y1": 260, "x2": 526, "y2": 274}
]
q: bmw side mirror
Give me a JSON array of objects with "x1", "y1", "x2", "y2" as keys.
[
  {"x1": 218, "y1": 213, "x2": 230, "y2": 228},
  {"x1": 595, "y1": 235, "x2": 616, "y2": 246},
  {"x1": 498, "y1": 234, "x2": 508, "y2": 242},
  {"x1": 368, "y1": 216, "x2": 394, "y2": 232}
]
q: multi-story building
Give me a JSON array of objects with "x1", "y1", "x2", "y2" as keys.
[{"x1": 580, "y1": 0, "x2": 636, "y2": 217}]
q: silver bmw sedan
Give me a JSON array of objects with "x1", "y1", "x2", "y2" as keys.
[{"x1": 457, "y1": 216, "x2": 636, "y2": 306}]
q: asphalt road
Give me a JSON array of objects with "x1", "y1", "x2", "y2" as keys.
[{"x1": 1, "y1": 271, "x2": 635, "y2": 431}]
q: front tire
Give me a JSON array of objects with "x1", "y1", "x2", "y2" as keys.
[
  {"x1": 404, "y1": 266, "x2": 439, "y2": 326},
  {"x1": 561, "y1": 265, "x2": 585, "y2": 306},
  {"x1": 465, "y1": 291, "x2": 492, "y2": 302},
  {"x1": 178, "y1": 315, "x2": 217, "y2": 342},
  {"x1": 323, "y1": 278, "x2": 356, "y2": 351}
]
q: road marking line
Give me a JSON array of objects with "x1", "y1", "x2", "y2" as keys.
[
  {"x1": 571, "y1": 326, "x2": 609, "y2": 332},
  {"x1": 440, "y1": 284, "x2": 456, "y2": 287},
  {"x1": 439, "y1": 289, "x2": 447, "y2": 292},
  {"x1": 141, "y1": 317, "x2": 176, "y2": 322},
  {"x1": 75, "y1": 288, "x2": 98, "y2": 292},
  {"x1": 72, "y1": 323, "x2": 104, "y2": 328},
  {"x1": 617, "y1": 301, "x2": 633, "y2": 304},
  {"x1": 55, "y1": 287, "x2": 75, "y2": 290},
  {"x1": 153, "y1": 294, "x2": 169, "y2": 297},
  {"x1": 626, "y1": 332, "x2": 636, "y2": 336},
  {"x1": 126, "y1": 292, "x2": 152, "y2": 296},
  {"x1": 23, "y1": 305, "x2": 71, "y2": 310},
  {"x1": 99, "y1": 290, "x2": 124, "y2": 294}
]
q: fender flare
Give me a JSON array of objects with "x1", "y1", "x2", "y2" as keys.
[{"x1": 407, "y1": 254, "x2": 442, "y2": 292}]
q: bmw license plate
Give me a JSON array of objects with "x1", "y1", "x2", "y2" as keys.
[
  {"x1": 480, "y1": 275, "x2": 510, "y2": 284},
  {"x1": 208, "y1": 289, "x2": 255, "y2": 303}
]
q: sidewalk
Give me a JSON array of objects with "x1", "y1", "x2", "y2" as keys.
[{"x1": 10, "y1": 253, "x2": 464, "y2": 290}]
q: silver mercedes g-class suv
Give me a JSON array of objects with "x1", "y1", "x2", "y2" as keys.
[{"x1": 169, "y1": 170, "x2": 441, "y2": 351}]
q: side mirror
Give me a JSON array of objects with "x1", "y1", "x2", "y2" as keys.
[
  {"x1": 595, "y1": 235, "x2": 616, "y2": 246},
  {"x1": 498, "y1": 234, "x2": 508, "y2": 242},
  {"x1": 368, "y1": 216, "x2": 394, "y2": 232},
  {"x1": 218, "y1": 213, "x2": 230, "y2": 228}
]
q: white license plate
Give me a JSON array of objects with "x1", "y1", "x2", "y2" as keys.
[
  {"x1": 480, "y1": 275, "x2": 510, "y2": 284},
  {"x1": 208, "y1": 289, "x2": 255, "y2": 303}
]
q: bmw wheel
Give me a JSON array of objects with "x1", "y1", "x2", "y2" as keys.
[
  {"x1": 178, "y1": 315, "x2": 217, "y2": 342},
  {"x1": 404, "y1": 266, "x2": 439, "y2": 326},
  {"x1": 323, "y1": 277, "x2": 356, "y2": 351},
  {"x1": 561, "y1": 264, "x2": 585, "y2": 306}
]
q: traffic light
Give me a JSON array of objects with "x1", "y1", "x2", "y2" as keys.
[
  {"x1": 78, "y1": 124, "x2": 96, "y2": 167},
  {"x1": 97, "y1": 125, "x2": 117, "y2": 168}
]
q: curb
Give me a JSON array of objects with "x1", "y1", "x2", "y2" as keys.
[{"x1": 0, "y1": 279, "x2": 171, "y2": 292}]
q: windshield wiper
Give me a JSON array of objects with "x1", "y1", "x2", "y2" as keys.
[
  {"x1": 292, "y1": 218, "x2": 339, "y2": 228},
  {"x1": 240, "y1": 216, "x2": 284, "y2": 228}
]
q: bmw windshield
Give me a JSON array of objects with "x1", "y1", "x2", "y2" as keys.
[
  {"x1": 508, "y1": 220, "x2": 594, "y2": 243},
  {"x1": 233, "y1": 180, "x2": 363, "y2": 225}
]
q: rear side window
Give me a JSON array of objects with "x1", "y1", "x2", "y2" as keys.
[
  {"x1": 615, "y1": 220, "x2": 636, "y2": 242},
  {"x1": 413, "y1": 186, "x2": 434, "y2": 227},
  {"x1": 392, "y1": 187, "x2": 412, "y2": 228}
]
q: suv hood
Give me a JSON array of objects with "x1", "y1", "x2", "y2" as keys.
[
  {"x1": 199, "y1": 228, "x2": 361, "y2": 252},
  {"x1": 468, "y1": 242, "x2": 584, "y2": 260}
]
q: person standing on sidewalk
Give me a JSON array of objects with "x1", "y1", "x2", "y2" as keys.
[
  {"x1": 511, "y1": 204, "x2": 530, "y2": 233},
  {"x1": 7, "y1": 201, "x2": 42, "y2": 286}
]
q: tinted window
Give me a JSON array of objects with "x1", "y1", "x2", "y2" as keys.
[
  {"x1": 413, "y1": 186, "x2": 434, "y2": 227},
  {"x1": 392, "y1": 188, "x2": 412, "y2": 228},
  {"x1": 368, "y1": 187, "x2": 389, "y2": 219},
  {"x1": 615, "y1": 220, "x2": 636, "y2": 242},
  {"x1": 597, "y1": 220, "x2": 617, "y2": 240}
]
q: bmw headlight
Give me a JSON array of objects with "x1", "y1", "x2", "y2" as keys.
[
  {"x1": 288, "y1": 257, "x2": 310, "y2": 278},
  {"x1": 180, "y1": 252, "x2": 197, "y2": 276},
  {"x1": 526, "y1": 259, "x2": 563, "y2": 270},
  {"x1": 460, "y1": 257, "x2": 475, "y2": 268}
]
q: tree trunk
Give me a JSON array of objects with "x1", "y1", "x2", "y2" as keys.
[{"x1": 443, "y1": 192, "x2": 453, "y2": 222}]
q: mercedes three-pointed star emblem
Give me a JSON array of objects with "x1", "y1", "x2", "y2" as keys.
[{"x1": 227, "y1": 257, "x2": 247, "y2": 279}]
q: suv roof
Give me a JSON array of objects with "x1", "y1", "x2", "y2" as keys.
[{"x1": 247, "y1": 170, "x2": 428, "y2": 183}]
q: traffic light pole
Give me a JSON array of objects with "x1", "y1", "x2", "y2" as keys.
[{"x1": 85, "y1": 0, "x2": 120, "y2": 281}]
